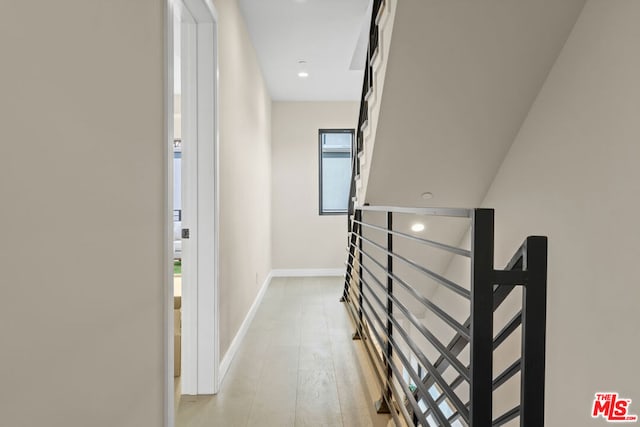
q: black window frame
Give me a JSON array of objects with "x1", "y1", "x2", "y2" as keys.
[{"x1": 318, "y1": 128, "x2": 354, "y2": 216}]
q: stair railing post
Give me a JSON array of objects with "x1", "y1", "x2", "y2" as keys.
[
  {"x1": 352, "y1": 209, "x2": 364, "y2": 340},
  {"x1": 520, "y1": 236, "x2": 548, "y2": 426},
  {"x1": 376, "y1": 211, "x2": 393, "y2": 414},
  {"x1": 470, "y1": 208, "x2": 495, "y2": 426},
  {"x1": 358, "y1": 210, "x2": 364, "y2": 325},
  {"x1": 342, "y1": 212, "x2": 357, "y2": 303}
]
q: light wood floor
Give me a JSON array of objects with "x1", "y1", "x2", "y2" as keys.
[{"x1": 176, "y1": 276, "x2": 391, "y2": 427}]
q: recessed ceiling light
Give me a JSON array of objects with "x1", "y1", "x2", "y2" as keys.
[
  {"x1": 411, "y1": 223, "x2": 425, "y2": 232},
  {"x1": 421, "y1": 192, "x2": 434, "y2": 200},
  {"x1": 298, "y1": 71, "x2": 309, "y2": 78}
]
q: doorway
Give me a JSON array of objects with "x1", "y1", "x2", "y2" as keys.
[{"x1": 166, "y1": 0, "x2": 219, "y2": 424}]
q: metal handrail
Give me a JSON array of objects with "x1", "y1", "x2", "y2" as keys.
[
  {"x1": 358, "y1": 205, "x2": 473, "y2": 218},
  {"x1": 353, "y1": 230, "x2": 471, "y2": 298},
  {"x1": 353, "y1": 218, "x2": 471, "y2": 257},
  {"x1": 345, "y1": 269, "x2": 452, "y2": 426},
  {"x1": 342, "y1": 206, "x2": 548, "y2": 426},
  {"x1": 346, "y1": 245, "x2": 469, "y2": 338},
  {"x1": 348, "y1": 0, "x2": 386, "y2": 217},
  {"x1": 346, "y1": 263, "x2": 471, "y2": 421},
  {"x1": 345, "y1": 248, "x2": 471, "y2": 381}
]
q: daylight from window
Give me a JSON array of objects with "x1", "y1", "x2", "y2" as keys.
[{"x1": 319, "y1": 129, "x2": 353, "y2": 214}]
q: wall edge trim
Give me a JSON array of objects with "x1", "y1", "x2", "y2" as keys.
[
  {"x1": 218, "y1": 268, "x2": 346, "y2": 384},
  {"x1": 219, "y1": 271, "x2": 273, "y2": 383}
]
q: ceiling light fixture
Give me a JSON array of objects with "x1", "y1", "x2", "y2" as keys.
[
  {"x1": 421, "y1": 192, "x2": 434, "y2": 200},
  {"x1": 297, "y1": 60, "x2": 309, "y2": 78},
  {"x1": 411, "y1": 223, "x2": 425, "y2": 232}
]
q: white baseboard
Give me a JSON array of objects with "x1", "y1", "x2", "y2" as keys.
[
  {"x1": 219, "y1": 271, "x2": 272, "y2": 384},
  {"x1": 218, "y1": 268, "x2": 346, "y2": 385},
  {"x1": 271, "y1": 268, "x2": 345, "y2": 277}
]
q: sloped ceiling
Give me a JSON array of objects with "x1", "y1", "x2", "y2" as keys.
[{"x1": 365, "y1": 0, "x2": 587, "y2": 209}]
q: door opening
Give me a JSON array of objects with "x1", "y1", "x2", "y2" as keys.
[{"x1": 166, "y1": 0, "x2": 219, "y2": 424}]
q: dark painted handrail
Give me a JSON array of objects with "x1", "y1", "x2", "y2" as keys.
[
  {"x1": 342, "y1": 206, "x2": 548, "y2": 426},
  {"x1": 348, "y1": 0, "x2": 385, "y2": 218}
]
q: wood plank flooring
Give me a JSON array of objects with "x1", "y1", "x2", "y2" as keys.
[{"x1": 176, "y1": 276, "x2": 391, "y2": 427}]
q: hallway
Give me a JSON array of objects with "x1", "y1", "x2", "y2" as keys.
[{"x1": 176, "y1": 277, "x2": 391, "y2": 427}]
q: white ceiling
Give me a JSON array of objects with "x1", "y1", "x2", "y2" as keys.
[{"x1": 238, "y1": 0, "x2": 370, "y2": 101}]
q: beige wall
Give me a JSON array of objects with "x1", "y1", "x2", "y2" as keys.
[
  {"x1": 214, "y1": 0, "x2": 272, "y2": 357},
  {"x1": 0, "y1": 0, "x2": 274, "y2": 423},
  {"x1": 486, "y1": 1, "x2": 640, "y2": 423},
  {"x1": 271, "y1": 102, "x2": 358, "y2": 270},
  {"x1": 0, "y1": 1, "x2": 165, "y2": 426},
  {"x1": 429, "y1": 1, "x2": 640, "y2": 424}
]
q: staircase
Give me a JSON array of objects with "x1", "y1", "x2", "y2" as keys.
[
  {"x1": 351, "y1": 0, "x2": 586, "y2": 209},
  {"x1": 350, "y1": 0, "x2": 396, "y2": 207},
  {"x1": 343, "y1": 3, "x2": 558, "y2": 425}
]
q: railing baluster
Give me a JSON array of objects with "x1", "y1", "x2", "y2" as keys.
[
  {"x1": 387, "y1": 210, "x2": 393, "y2": 391},
  {"x1": 376, "y1": 212, "x2": 393, "y2": 414},
  {"x1": 353, "y1": 209, "x2": 364, "y2": 340},
  {"x1": 342, "y1": 212, "x2": 359, "y2": 303}
]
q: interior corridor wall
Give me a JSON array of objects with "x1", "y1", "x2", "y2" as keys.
[
  {"x1": 213, "y1": 0, "x2": 272, "y2": 358},
  {"x1": 0, "y1": 1, "x2": 165, "y2": 425},
  {"x1": 428, "y1": 1, "x2": 640, "y2": 425},
  {"x1": 271, "y1": 102, "x2": 358, "y2": 270}
]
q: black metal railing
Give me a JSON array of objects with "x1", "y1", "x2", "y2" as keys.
[
  {"x1": 348, "y1": 0, "x2": 385, "y2": 217},
  {"x1": 342, "y1": 206, "x2": 547, "y2": 426}
]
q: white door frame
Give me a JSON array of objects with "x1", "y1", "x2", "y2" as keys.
[
  {"x1": 164, "y1": 0, "x2": 219, "y2": 425},
  {"x1": 179, "y1": 0, "x2": 199, "y2": 397}
]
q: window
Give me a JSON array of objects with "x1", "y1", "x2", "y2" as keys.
[{"x1": 319, "y1": 129, "x2": 354, "y2": 215}]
